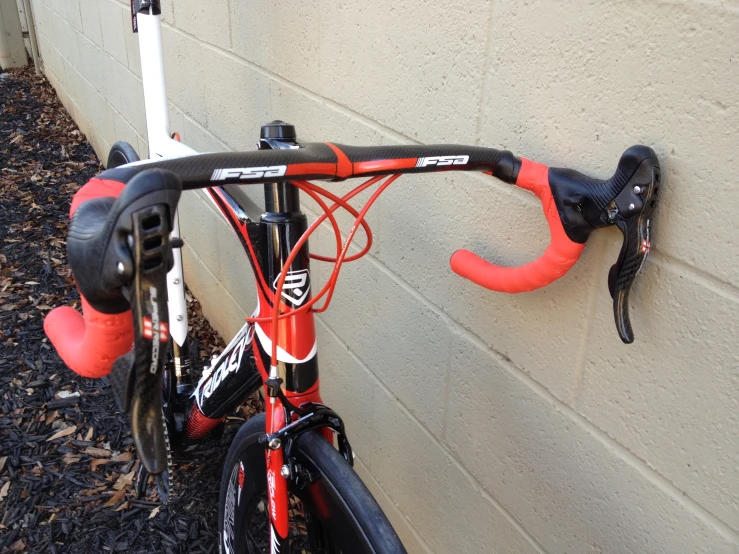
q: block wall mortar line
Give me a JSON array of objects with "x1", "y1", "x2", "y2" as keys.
[
  {"x1": 181, "y1": 241, "x2": 251, "y2": 317},
  {"x1": 315, "y1": 317, "x2": 551, "y2": 554},
  {"x1": 352, "y1": 456, "x2": 437, "y2": 554},
  {"x1": 568, "y1": 234, "x2": 608, "y2": 405},
  {"x1": 474, "y1": 0, "x2": 497, "y2": 145},
  {"x1": 161, "y1": 23, "x2": 420, "y2": 147},
  {"x1": 651, "y1": 250, "x2": 739, "y2": 304}
]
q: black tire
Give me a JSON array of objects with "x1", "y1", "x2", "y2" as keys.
[
  {"x1": 218, "y1": 413, "x2": 407, "y2": 554},
  {"x1": 107, "y1": 140, "x2": 140, "y2": 168}
]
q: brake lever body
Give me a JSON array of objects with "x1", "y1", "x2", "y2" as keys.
[
  {"x1": 125, "y1": 204, "x2": 173, "y2": 474},
  {"x1": 548, "y1": 146, "x2": 661, "y2": 343},
  {"x1": 608, "y1": 163, "x2": 659, "y2": 343}
]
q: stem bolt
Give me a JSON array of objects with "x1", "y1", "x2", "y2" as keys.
[
  {"x1": 173, "y1": 278, "x2": 180, "y2": 285},
  {"x1": 176, "y1": 315, "x2": 184, "y2": 321},
  {"x1": 117, "y1": 262, "x2": 125, "y2": 274},
  {"x1": 633, "y1": 186, "x2": 642, "y2": 194},
  {"x1": 268, "y1": 437, "x2": 281, "y2": 450},
  {"x1": 280, "y1": 465, "x2": 291, "y2": 479},
  {"x1": 628, "y1": 203, "x2": 635, "y2": 210}
]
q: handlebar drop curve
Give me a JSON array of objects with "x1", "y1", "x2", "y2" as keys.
[{"x1": 449, "y1": 159, "x2": 585, "y2": 293}]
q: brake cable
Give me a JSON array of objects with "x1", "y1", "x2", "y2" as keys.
[{"x1": 244, "y1": 174, "x2": 402, "y2": 367}]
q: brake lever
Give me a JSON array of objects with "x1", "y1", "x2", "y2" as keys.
[
  {"x1": 122, "y1": 204, "x2": 174, "y2": 475},
  {"x1": 547, "y1": 145, "x2": 661, "y2": 343},
  {"x1": 606, "y1": 162, "x2": 661, "y2": 343}
]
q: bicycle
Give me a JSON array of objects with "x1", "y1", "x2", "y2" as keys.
[{"x1": 42, "y1": 2, "x2": 662, "y2": 553}]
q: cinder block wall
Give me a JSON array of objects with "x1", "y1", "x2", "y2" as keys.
[{"x1": 30, "y1": 0, "x2": 739, "y2": 552}]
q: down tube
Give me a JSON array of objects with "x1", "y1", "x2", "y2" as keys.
[{"x1": 188, "y1": 186, "x2": 266, "y2": 425}]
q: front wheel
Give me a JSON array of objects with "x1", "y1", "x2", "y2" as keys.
[
  {"x1": 218, "y1": 413, "x2": 407, "y2": 554},
  {"x1": 107, "y1": 140, "x2": 140, "y2": 168}
]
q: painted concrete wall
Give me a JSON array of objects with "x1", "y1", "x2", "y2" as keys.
[{"x1": 31, "y1": 0, "x2": 739, "y2": 552}]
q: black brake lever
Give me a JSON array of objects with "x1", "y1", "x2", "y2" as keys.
[
  {"x1": 548, "y1": 146, "x2": 661, "y2": 343},
  {"x1": 124, "y1": 203, "x2": 173, "y2": 475},
  {"x1": 606, "y1": 162, "x2": 661, "y2": 343}
]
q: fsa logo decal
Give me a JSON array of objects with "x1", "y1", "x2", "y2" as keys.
[
  {"x1": 211, "y1": 165, "x2": 287, "y2": 181},
  {"x1": 415, "y1": 155, "x2": 469, "y2": 168},
  {"x1": 273, "y1": 269, "x2": 311, "y2": 307}
]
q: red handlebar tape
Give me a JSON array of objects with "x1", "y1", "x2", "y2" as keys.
[
  {"x1": 450, "y1": 159, "x2": 585, "y2": 293},
  {"x1": 44, "y1": 179, "x2": 133, "y2": 378}
]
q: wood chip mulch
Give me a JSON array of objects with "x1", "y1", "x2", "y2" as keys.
[{"x1": 0, "y1": 66, "x2": 257, "y2": 553}]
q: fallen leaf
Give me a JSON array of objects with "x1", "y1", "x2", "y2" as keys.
[
  {"x1": 47, "y1": 425, "x2": 76, "y2": 441},
  {"x1": 0, "y1": 457, "x2": 6, "y2": 473},
  {"x1": 84, "y1": 426, "x2": 94, "y2": 441},
  {"x1": 83, "y1": 447, "x2": 111, "y2": 457},
  {"x1": 62, "y1": 453, "x2": 81, "y2": 465},
  {"x1": 0, "y1": 481, "x2": 10, "y2": 500},
  {"x1": 45, "y1": 410, "x2": 58, "y2": 424},
  {"x1": 111, "y1": 451, "x2": 132, "y2": 463},
  {"x1": 149, "y1": 506, "x2": 160, "y2": 519},
  {"x1": 82, "y1": 485, "x2": 108, "y2": 496},
  {"x1": 113, "y1": 470, "x2": 135, "y2": 490},
  {"x1": 57, "y1": 390, "x2": 80, "y2": 399},
  {"x1": 89, "y1": 459, "x2": 108, "y2": 470},
  {"x1": 23, "y1": 281, "x2": 39, "y2": 285},
  {"x1": 114, "y1": 501, "x2": 130, "y2": 512},
  {"x1": 10, "y1": 539, "x2": 25, "y2": 551},
  {"x1": 104, "y1": 489, "x2": 126, "y2": 507}
]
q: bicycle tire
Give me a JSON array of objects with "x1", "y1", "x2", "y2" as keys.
[
  {"x1": 218, "y1": 413, "x2": 407, "y2": 554},
  {"x1": 107, "y1": 140, "x2": 140, "y2": 168}
]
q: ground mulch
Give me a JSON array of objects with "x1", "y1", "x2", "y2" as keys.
[{"x1": 0, "y1": 66, "x2": 253, "y2": 553}]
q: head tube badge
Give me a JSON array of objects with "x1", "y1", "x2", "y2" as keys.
[{"x1": 274, "y1": 269, "x2": 311, "y2": 307}]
